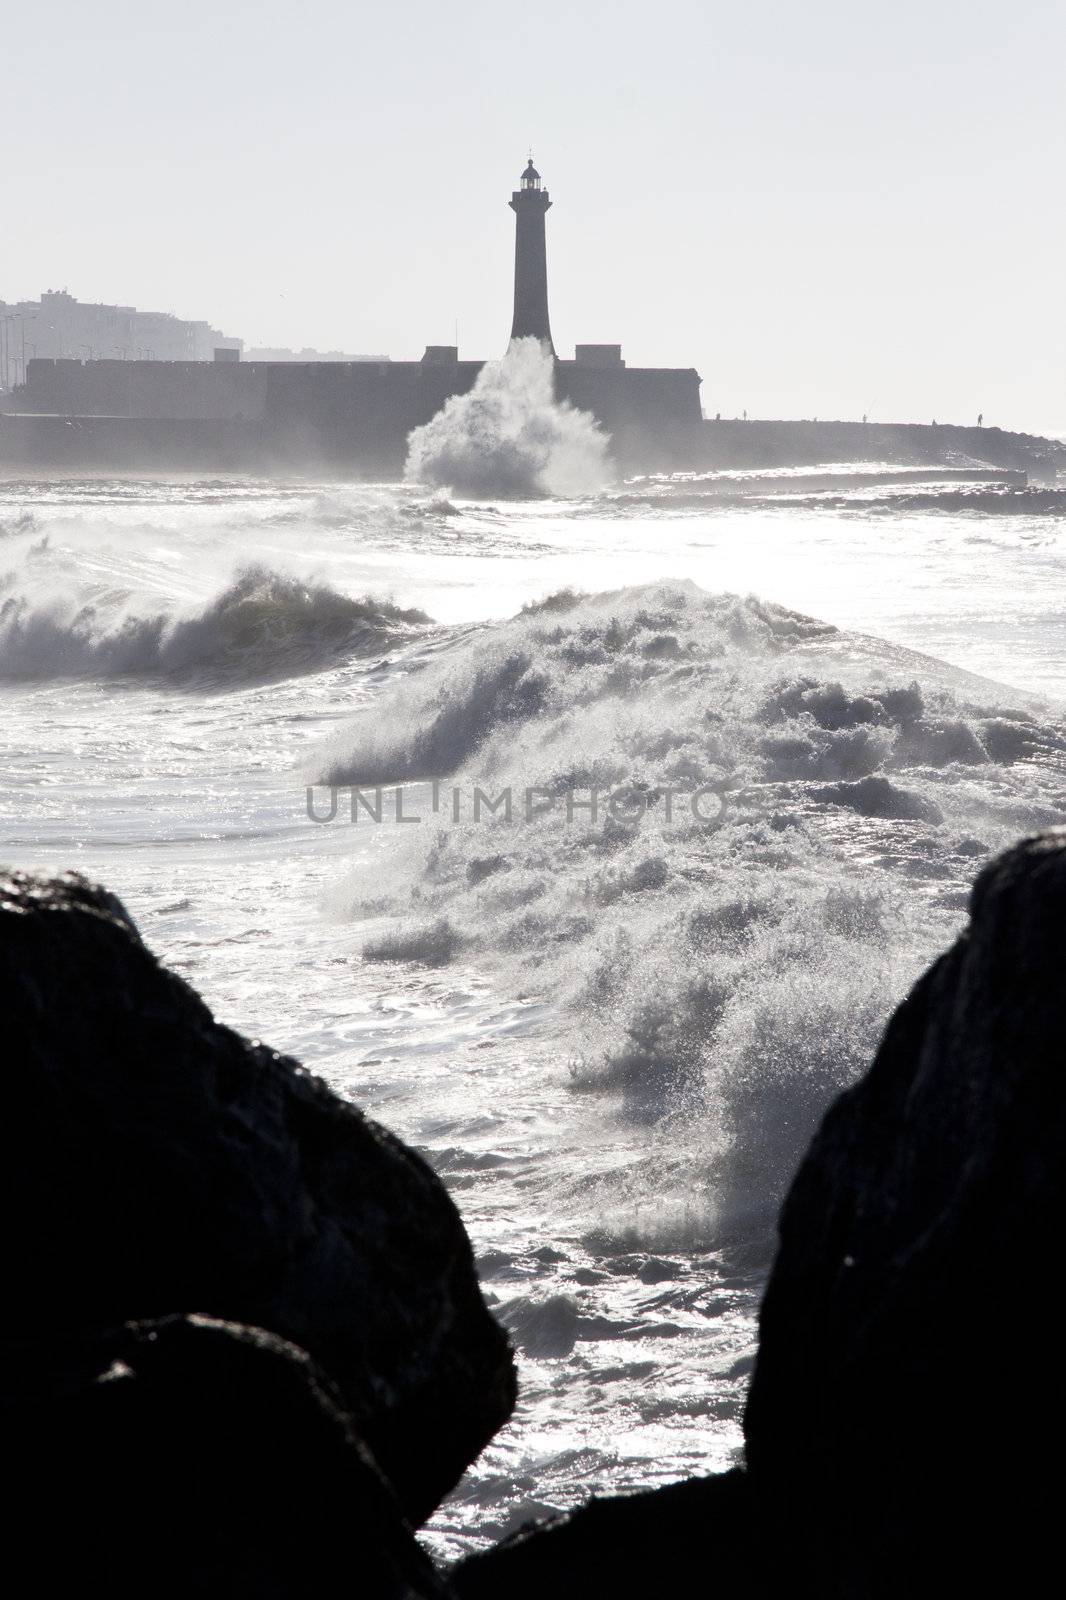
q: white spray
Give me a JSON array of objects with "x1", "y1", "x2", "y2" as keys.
[{"x1": 404, "y1": 337, "x2": 612, "y2": 498}]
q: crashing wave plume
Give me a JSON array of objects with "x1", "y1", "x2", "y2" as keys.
[{"x1": 404, "y1": 338, "x2": 612, "y2": 499}]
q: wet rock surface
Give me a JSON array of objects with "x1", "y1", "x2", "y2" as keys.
[
  {"x1": 744, "y1": 827, "x2": 1066, "y2": 1595},
  {"x1": 450, "y1": 1468, "x2": 753, "y2": 1598},
  {"x1": 4, "y1": 1314, "x2": 451, "y2": 1597},
  {"x1": 0, "y1": 867, "x2": 515, "y2": 1527}
]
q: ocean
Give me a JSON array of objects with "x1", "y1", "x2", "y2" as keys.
[{"x1": 2, "y1": 463, "x2": 1064, "y2": 1561}]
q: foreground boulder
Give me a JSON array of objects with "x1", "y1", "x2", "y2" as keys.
[
  {"x1": 451, "y1": 1469, "x2": 754, "y2": 1597},
  {"x1": 5, "y1": 1314, "x2": 450, "y2": 1597},
  {"x1": 452, "y1": 829, "x2": 1065, "y2": 1595},
  {"x1": 0, "y1": 868, "x2": 514, "y2": 1525},
  {"x1": 744, "y1": 827, "x2": 1066, "y2": 1595}
]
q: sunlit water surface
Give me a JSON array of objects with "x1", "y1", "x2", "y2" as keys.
[{"x1": 1, "y1": 472, "x2": 1063, "y2": 1560}]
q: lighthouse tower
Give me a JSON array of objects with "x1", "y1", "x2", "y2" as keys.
[{"x1": 509, "y1": 156, "x2": 555, "y2": 355}]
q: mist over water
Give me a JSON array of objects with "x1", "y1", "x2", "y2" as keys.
[{"x1": 405, "y1": 338, "x2": 613, "y2": 498}]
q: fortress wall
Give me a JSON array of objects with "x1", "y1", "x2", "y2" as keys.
[
  {"x1": 262, "y1": 361, "x2": 704, "y2": 471},
  {"x1": 262, "y1": 361, "x2": 483, "y2": 471},
  {"x1": 9, "y1": 362, "x2": 1059, "y2": 479},
  {"x1": 12, "y1": 357, "x2": 491, "y2": 472},
  {"x1": 556, "y1": 364, "x2": 702, "y2": 430},
  {"x1": 555, "y1": 363, "x2": 706, "y2": 470},
  {"x1": 10, "y1": 357, "x2": 706, "y2": 473},
  {"x1": 19, "y1": 359, "x2": 270, "y2": 422},
  {"x1": 0, "y1": 414, "x2": 261, "y2": 469}
]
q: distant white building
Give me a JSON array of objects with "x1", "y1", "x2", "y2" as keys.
[{"x1": 0, "y1": 289, "x2": 241, "y2": 386}]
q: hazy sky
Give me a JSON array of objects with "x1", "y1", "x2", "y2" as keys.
[{"x1": 6, "y1": 1, "x2": 1064, "y2": 432}]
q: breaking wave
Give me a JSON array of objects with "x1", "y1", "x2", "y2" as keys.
[
  {"x1": 404, "y1": 338, "x2": 612, "y2": 498},
  {"x1": 580, "y1": 481, "x2": 1066, "y2": 522},
  {"x1": 869, "y1": 487, "x2": 1066, "y2": 515},
  {"x1": 0, "y1": 511, "x2": 40, "y2": 541},
  {"x1": 317, "y1": 581, "x2": 1066, "y2": 1234},
  {"x1": 0, "y1": 564, "x2": 432, "y2": 685}
]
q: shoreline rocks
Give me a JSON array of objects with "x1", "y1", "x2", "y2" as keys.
[
  {"x1": 6, "y1": 829, "x2": 1063, "y2": 1593},
  {"x1": 5, "y1": 1313, "x2": 451, "y2": 1596},
  {"x1": 0, "y1": 867, "x2": 515, "y2": 1528},
  {"x1": 744, "y1": 827, "x2": 1066, "y2": 1595},
  {"x1": 451, "y1": 1469, "x2": 754, "y2": 1598},
  {"x1": 452, "y1": 829, "x2": 1066, "y2": 1596}
]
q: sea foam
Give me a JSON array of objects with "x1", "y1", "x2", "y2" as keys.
[
  {"x1": 0, "y1": 564, "x2": 431, "y2": 686},
  {"x1": 317, "y1": 581, "x2": 1066, "y2": 1232}
]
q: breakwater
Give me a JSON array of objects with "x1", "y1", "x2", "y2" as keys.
[{"x1": 1, "y1": 356, "x2": 1062, "y2": 478}]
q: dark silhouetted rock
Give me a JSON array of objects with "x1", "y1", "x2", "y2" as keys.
[
  {"x1": 450, "y1": 830, "x2": 1065, "y2": 1596},
  {"x1": 0, "y1": 868, "x2": 515, "y2": 1525},
  {"x1": 451, "y1": 1468, "x2": 754, "y2": 1599},
  {"x1": 744, "y1": 828, "x2": 1066, "y2": 1596},
  {"x1": 5, "y1": 1314, "x2": 451, "y2": 1597}
]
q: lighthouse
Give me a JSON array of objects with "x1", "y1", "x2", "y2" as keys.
[{"x1": 509, "y1": 157, "x2": 555, "y2": 355}]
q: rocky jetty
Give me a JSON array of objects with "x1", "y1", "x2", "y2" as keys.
[
  {"x1": 0, "y1": 867, "x2": 515, "y2": 1540},
  {"x1": 453, "y1": 830, "x2": 1065, "y2": 1597}
]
